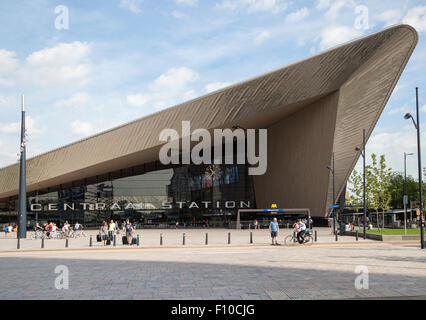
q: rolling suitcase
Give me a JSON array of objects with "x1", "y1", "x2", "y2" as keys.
[
  {"x1": 122, "y1": 236, "x2": 128, "y2": 245},
  {"x1": 131, "y1": 237, "x2": 137, "y2": 245},
  {"x1": 106, "y1": 238, "x2": 111, "y2": 245},
  {"x1": 96, "y1": 234, "x2": 102, "y2": 242}
]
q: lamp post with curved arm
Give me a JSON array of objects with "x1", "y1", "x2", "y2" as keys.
[{"x1": 404, "y1": 87, "x2": 425, "y2": 249}]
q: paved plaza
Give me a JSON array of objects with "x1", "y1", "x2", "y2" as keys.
[{"x1": 0, "y1": 228, "x2": 425, "y2": 300}]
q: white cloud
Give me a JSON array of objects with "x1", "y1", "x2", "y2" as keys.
[
  {"x1": 0, "y1": 49, "x2": 18, "y2": 87},
  {"x1": 324, "y1": 0, "x2": 346, "y2": 21},
  {"x1": 0, "y1": 122, "x2": 19, "y2": 134},
  {"x1": 316, "y1": 0, "x2": 331, "y2": 11},
  {"x1": 0, "y1": 49, "x2": 18, "y2": 73},
  {"x1": 205, "y1": 81, "x2": 232, "y2": 93},
  {"x1": 217, "y1": 0, "x2": 288, "y2": 14},
  {"x1": 0, "y1": 116, "x2": 46, "y2": 135},
  {"x1": 403, "y1": 6, "x2": 426, "y2": 32},
  {"x1": 23, "y1": 42, "x2": 92, "y2": 87},
  {"x1": 253, "y1": 31, "x2": 271, "y2": 45},
  {"x1": 172, "y1": 11, "x2": 187, "y2": 19},
  {"x1": 126, "y1": 94, "x2": 150, "y2": 107},
  {"x1": 129, "y1": 67, "x2": 199, "y2": 110},
  {"x1": 71, "y1": 120, "x2": 93, "y2": 137},
  {"x1": 54, "y1": 92, "x2": 90, "y2": 108},
  {"x1": 387, "y1": 104, "x2": 410, "y2": 116},
  {"x1": 119, "y1": 0, "x2": 142, "y2": 14},
  {"x1": 376, "y1": 9, "x2": 403, "y2": 27},
  {"x1": 319, "y1": 25, "x2": 363, "y2": 50},
  {"x1": 285, "y1": 7, "x2": 309, "y2": 23},
  {"x1": 175, "y1": 0, "x2": 198, "y2": 6},
  {"x1": 0, "y1": 96, "x2": 17, "y2": 108}
]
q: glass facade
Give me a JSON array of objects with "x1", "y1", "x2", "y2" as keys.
[{"x1": 0, "y1": 160, "x2": 256, "y2": 229}]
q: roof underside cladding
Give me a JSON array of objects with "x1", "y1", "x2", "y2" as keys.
[{"x1": 0, "y1": 25, "x2": 418, "y2": 201}]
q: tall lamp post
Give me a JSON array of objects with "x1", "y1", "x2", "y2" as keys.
[
  {"x1": 404, "y1": 152, "x2": 414, "y2": 235},
  {"x1": 18, "y1": 94, "x2": 27, "y2": 239},
  {"x1": 355, "y1": 129, "x2": 367, "y2": 239},
  {"x1": 327, "y1": 152, "x2": 336, "y2": 236},
  {"x1": 404, "y1": 87, "x2": 425, "y2": 249}
]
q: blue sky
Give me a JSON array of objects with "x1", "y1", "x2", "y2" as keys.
[{"x1": 0, "y1": 0, "x2": 426, "y2": 178}]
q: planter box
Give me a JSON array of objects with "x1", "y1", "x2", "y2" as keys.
[{"x1": 343, "y1": 231, "x2": 421, "y2": 242}]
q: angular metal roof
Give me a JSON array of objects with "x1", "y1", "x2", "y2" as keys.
[{"x1": 0, "y1": 24, "x2": 418, "y2": 212}]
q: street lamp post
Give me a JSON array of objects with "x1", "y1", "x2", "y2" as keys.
[
  {"x1": 404, "y1": 87, "x2": 425, "y2": 249},
  {"x1": 17, "y1": 94, "x2": 27, "y2": 239},
  {"x1": 355, "y1": 129, "x2": 367, "y2": 239},
  {"x1": 404, "y1": 152, "x2": 414, "y2": 235},
  {"x1": 327, "y1": 152, "x2": 336, "y2": 236}
]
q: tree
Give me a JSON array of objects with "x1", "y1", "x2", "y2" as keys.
[
  {"x1": 368, "y1": 154, "x2": 392, "y2": 229},
  {"x1": 387, "y1": 172, "x2": 418, "y2": 209}
]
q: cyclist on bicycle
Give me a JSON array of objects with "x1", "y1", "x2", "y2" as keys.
[{"x1": 296, "y1": 219, "x2": 306, "y2": 244}]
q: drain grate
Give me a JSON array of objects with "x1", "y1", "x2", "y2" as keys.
[{"x1": 281, "y1": 288, "x2": 309, "y2": 300}]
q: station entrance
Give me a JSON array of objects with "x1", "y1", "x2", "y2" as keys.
[{"x1": 236, "y1": 208, "x2": 311, "y2": 229}]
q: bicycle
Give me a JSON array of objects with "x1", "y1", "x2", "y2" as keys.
[
  {"x1": 284, "y1": 230, "x2": 314, "y2": 246},
  {"x1": 30, "y1": 229, "x2": 45, "y2": 240}
]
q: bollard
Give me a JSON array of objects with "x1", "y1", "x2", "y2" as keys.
[
  {"x1": 137, "y1": 234, "x2": 140, "y2": 246},
  {"x1": 160, "y1": 233, "x2": 163, "y2": 246},
  {"x1": 314, "y1": 230, "x2": 317, "y2": 242},
  {"x1": 65, "y1": 238, "x2": 69, "y2": 248},
  {"x1": 183, "y1": 233, "x2": 186, "y2": 246},
  {"x1": 205, "y1": 233, "x2": 208, "y2": 245},
  {"x1": 41, "y1": 236, "x2": 45, "y2": 249},
  {"x1": 113, "y1": 234, "x2": 116, "y2": 246},
  {"x1": 90, "y1": 235, "x2": 93, "y2": 247},
  {"x1": 335, "y1": 231, "x2": 338, "y2": 242},
  {"x1": 17, "y1": 236, "x2": 20, "y2": 250},
  {"x1": 250, "y1": 231, "x2": 253, "y2": 244},
  {"x1": 293, "y1": 231, "x2": 296, "y2": 243},
  {"x1": 228, "y1": 232, "x2": 231, "y2": 244},
  {"x1": 356, "y1": 230, "x2": 359, "y2": 241}
]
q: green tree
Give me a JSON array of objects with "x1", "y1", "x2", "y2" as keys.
[
  {"x1": 368, "y1": 154, "x2": 392, "y2": 229},
  {"x1": 387, "y1": 172, "x2": 418, "y2": 209}
]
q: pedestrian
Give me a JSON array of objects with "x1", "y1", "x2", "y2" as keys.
[
  {"x1": 124, "y1": 219, "x2": 133, "y2": 245},
  {"x1": 254, "y1": 219, "x2": 258, "y2": 230},
  {"x1": 4, "y1": 224, "x2": 8, "y2": 237},
  {"x1": 108, "y1": 220, "x2": 116, "y2": 243},
  {"x1": 100, "y1": 221, "x2": 108, "y2": 246},
  {"x1": 269, "y1": 217, "x2": 280, "y2": 245},
  {"x1": 309, "y1": 216, "x2": 313, "y2": 230}
]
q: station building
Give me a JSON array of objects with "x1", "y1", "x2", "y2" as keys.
[{"x1": 0, "y1": 25, "x2": 418, "y2": 228}]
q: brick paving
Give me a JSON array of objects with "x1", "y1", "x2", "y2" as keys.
[{"x1": 0, "y1": 241, "x2": 425, "y2": 300}]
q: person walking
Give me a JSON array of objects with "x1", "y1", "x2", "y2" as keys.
[
  {"x1": 108, "y1": 220, "x2": 116, "y2": 243},
  {"x1": 308, "y1": 216, "x2": 313, "y2": 230},
  {"x1": 269, "y1": 217, "x2": 280, "y2": 245},
  {"x1": 123, "y1": 219, "x2": 133, "y2": 245},
  {"x1": 100, "y1": 221, "x2": 108, "y2": 246}
]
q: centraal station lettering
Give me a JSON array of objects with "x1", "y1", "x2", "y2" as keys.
[{"x1": 30, "y1": 201, "x2": 252, "y2": 212}]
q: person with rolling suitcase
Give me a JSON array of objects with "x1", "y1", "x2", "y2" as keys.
[
  {"x1": 123, "y1": 219, "x2": 133, "y2": 246},
  {"x1": 100, "y1": 221, "x2": 108, "y2": 246}
]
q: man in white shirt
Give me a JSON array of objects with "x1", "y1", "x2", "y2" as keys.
[{"x1": 297, "y1": 219, "x2": 307, "y2": 244}]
